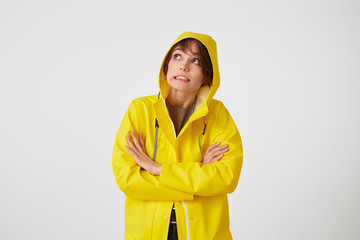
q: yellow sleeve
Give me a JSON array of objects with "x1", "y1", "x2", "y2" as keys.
[
  {"x1": 112, "y1": 100, "x2": 194, "y2": 201},
  {"x1": 159, "y1": 103, "x2": 243, "y2": 196}
]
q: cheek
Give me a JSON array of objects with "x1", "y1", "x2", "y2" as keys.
[
  {"x1": 166, "y1": 62, "x2": 173, "y2": 79},
  {"x1": 167, "y1": 59, "x2": 177, "y2": 70},
  {"x1": 194, "y1": 69, "x2": 205, "y2": 84}
]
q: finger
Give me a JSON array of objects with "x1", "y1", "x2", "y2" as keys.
[
  {"x1": 125, "y1": 144, "x2": 144, "y2": 165},
  {"x1": 208, "y1": 143, "x2": 226, "y2": 152},
  {"x1": 207, "y1": 144, "x2": 228, "y2": 155},
  {"x1": 207, "y1": 142, "x2": 220, "y2": 151},
  {"x1": 125, "y1": 145, "x2": 134, "y2": 154},
  {"x1": 208, "y1": 153, "x2": 227, "y2": 163},
  {"x1": 205, "y1": 147, "x2": 228, "y2": 163},
  {"x1": 126, "y1": 135, "x2": 140, "y2": 155},
  {"x1": 206, "y1": 142, "x2": 221, "y2": 154},
  {"x1": 209, "y1": 153, "x2": 224, "y2": 164},
  {"x1": 125, "y1": 145, "x2": 138, "y2": 158},
  {"x1": 202, "y1": 157, "x2": 210, "y2": 164},
  {"x1": 211, "y1": 147, "x2": 229, "y2": 157},
  {"x1": 136, "y1": 133, "x2": 149, "y2": 160},
  {"x1": 126, "y1": 135, "x2": 134, "y2": 148},
  {"x1": 202, "y1": 159, "x2": 210, "y2": 165},
  {"x1": 131, "y1": 130, "x2": 143, "y2": 152},
  {"x1": 139, "y1": 132, "x2": 145, "y2": 150},
  {"x1": 138, "y1": 132, "x2": 149, "y2": 158},
  {"x1": 203, "y1": 151, "x2": 218, "y2": 165}
]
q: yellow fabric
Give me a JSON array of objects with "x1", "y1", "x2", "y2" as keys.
[{"x1": 112, "y1": 31, "x2": 243, "y2": 240}]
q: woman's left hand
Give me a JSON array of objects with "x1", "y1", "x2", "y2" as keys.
[{"x1": 125, "y1": 130, "x2": 162, "y2": 176}]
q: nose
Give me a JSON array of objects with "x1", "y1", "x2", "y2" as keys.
[{"x1": 180, "y1": 60, "x2": 190, "y2": 71}]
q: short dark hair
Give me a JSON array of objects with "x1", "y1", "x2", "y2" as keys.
[{"x1": 163, "y1": 38, "x2": 213, "y2": 87}]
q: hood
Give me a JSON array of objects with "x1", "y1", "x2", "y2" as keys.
[{"x1": 158, "y1": 31, "x2": 220, "y2": 112}]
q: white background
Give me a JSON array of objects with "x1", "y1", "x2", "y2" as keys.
[{"x1": 1, "y1": 0, "x2": 359, "y2": 239}]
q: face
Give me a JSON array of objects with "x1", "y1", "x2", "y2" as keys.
[{"x1": 166, "y1": 41, "x2": 205, "y2": 94}]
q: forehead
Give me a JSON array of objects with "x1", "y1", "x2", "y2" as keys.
[{"x1": 173, "y1": 40, "x2": 199, "y2": 56}]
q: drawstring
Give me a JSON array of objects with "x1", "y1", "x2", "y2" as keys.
[
  {"x1": 152, "y1": 92, "x2": 160, "y2": 162},
  {"x1": 198, "y1": 117, "x2": 207, "y2": 163},
  {"x1": 152, "y1": 119, "x2": 159, "y2": 161}
]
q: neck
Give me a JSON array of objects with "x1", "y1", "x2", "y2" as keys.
[{"x1": 166, "y1": 89, "x2": 197, "y2": 108}]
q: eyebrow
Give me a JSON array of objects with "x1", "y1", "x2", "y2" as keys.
[{"x1": 173, "y1": 48, "x2": 199, "y2": 56}]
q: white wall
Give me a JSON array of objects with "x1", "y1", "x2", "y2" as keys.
[{"x1": 1, "y1": 0, "x2": 359, "y2": 239}]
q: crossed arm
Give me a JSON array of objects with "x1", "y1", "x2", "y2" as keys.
[
  {"x1": 113, "y1": 100, "x2": 243, "y2": 199},
  {"x1": 125, "y1": 130, "x2": 228, "y2": 176}
]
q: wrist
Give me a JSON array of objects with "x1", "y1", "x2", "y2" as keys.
[{"x1": 152, "y1": 163, "x2": 162, "y2": 176}]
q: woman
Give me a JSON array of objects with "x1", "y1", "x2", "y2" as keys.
[{"x1": 112, "y1": 32, "x2": 243, "y2": 240}]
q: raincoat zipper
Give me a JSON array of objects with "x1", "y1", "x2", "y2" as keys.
[{"x1": 162, "y1": 99, "x2": 191, "y2": 240}]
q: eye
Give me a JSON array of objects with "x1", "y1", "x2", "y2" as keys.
[
  {"x1": 192, "y1": 58, "x2": 200, "y2": 65},
  {"x1": 174, "y1": 54, "x2": 181, "y2": 60}
]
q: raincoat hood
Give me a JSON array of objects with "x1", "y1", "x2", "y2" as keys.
[{"x1": 159, "y1": 32, "x2": 220, "y2": 111}]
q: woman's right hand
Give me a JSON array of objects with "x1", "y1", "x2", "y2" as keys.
[{"x1": 202, "y1": 142, "x2": 228, "y2": 165}]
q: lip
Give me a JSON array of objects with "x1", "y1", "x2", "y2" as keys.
[{"x1": 173, "y1": 75, "x2": 190, "y2": 82}]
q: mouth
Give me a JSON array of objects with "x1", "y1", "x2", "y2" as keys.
[{"x1": 174, "y1": 75, "x2": 190, "y2": 81}]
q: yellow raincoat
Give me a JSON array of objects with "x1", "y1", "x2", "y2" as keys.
[{"x1": 112, "y1": 32, "x2": 243, "y2": 240}]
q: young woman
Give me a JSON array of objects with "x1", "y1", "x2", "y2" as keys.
[{"x1": 112, "y1": 32, "x2": 243, "y2": 240}]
